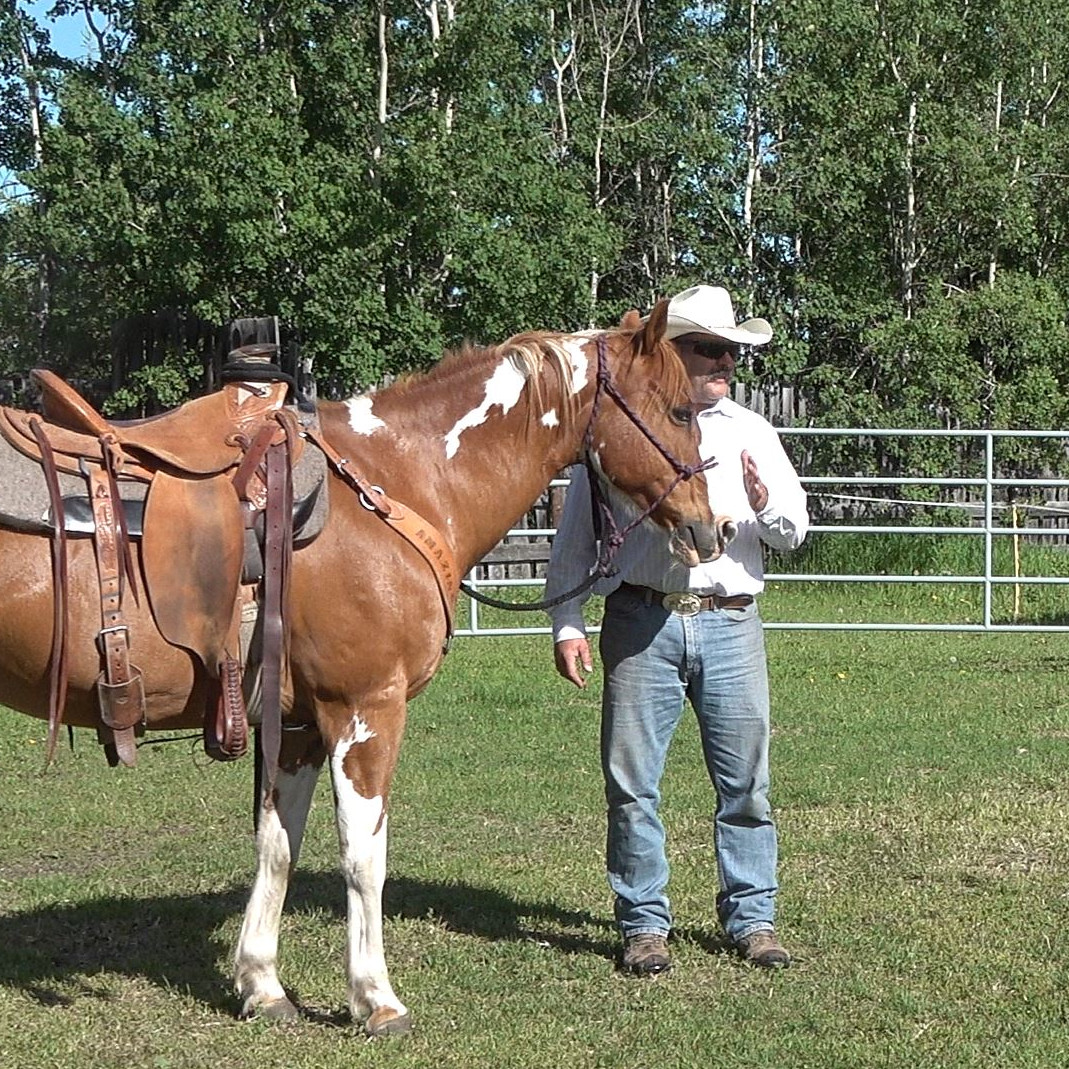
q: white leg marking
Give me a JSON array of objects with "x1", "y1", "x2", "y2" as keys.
[
  {"x1": 346, "y1": 394, "x2": 386, "y2": 435},
  {"x1": 332, "y1": 723, "x2": 407, "y2": 1025},
  {"x1": 444, "y1": 357, "x2": 527, "y2": 458},
  {"x1": 234, "y1": 762, "x2": 321, "y2": 1015}
]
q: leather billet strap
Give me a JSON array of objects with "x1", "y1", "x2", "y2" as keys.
[
  {"x1": 230, "y1": 420, "x2": 281, "y2": 503},
  {"x1": 86, "y1": 461, "x2": 145, "y2": 767},
  {"x1": 302, "y1": 425, "x2": 458, "y2": 639},
  {"x1": 257, "y1": 419, "x2": 295, "y2": 804},
  {"x1": 27, "y1": 419, "x2": 145, "y2": 768}
]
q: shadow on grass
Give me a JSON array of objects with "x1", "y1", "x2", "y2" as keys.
[
  {"x1": 0, "y1": 885, "x2": 250, "y2": 1015},
  {"x1": 0, "y1": 871, "x2": 641, "y2": 1015},
  {"x1": 382, "y1": 875, "x2": 620, "y2": 960}
]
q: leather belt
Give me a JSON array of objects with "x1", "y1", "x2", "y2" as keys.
[{"x1": 619, "y1": 582, "x2": 754, "y2": 616}]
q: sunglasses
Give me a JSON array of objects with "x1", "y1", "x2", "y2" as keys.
[{"x1": 680, "y1": 339, "x2": 741, "y2": 361}]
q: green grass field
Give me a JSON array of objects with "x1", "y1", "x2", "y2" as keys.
[{"x1": 1, "y1": 585, "x2": 1068, "y2": 1068}]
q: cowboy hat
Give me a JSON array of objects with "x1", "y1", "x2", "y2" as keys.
[{"x1": 660, "y1": 285, "x2": 773, "y2": 346}]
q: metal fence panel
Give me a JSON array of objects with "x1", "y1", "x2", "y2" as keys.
[{"x1": 457, "y1": 427, "x2": 1069, "y2": 637}]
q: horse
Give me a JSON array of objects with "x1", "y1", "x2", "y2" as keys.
[{"x1": 0, "y1": 300, "x2": 734, "y2": 1035}]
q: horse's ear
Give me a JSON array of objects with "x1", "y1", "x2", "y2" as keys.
[
  {"x1": 639, "y1": 299, "x2": 669, "y2": 351},
  {"x1": 620, "y1": 309, "x2": 642, "y2": 330}
]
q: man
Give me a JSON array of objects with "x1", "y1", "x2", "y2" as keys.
[{"x1": 545, "y1": 284, "x2": 809, "y2": 976}]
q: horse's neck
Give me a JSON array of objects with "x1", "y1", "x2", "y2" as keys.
[{"x1": 325, "y1": 350, "x2": 589, "y2": 571}]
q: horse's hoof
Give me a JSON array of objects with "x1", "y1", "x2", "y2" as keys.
[
  {"x1": 365, "y1": 1008, "x2": 412, "y2": 1037},
  {"x1": 240, "y1": 995, "x2": 300, "y2": 1022}
]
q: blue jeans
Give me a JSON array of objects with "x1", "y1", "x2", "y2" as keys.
[{"x1": 598, "y1": 584, "x2": 778, "y2": 943}]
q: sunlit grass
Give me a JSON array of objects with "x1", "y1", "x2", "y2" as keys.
[{"x1": 1, "y1": 607, "x2": 1068, "y2": 1068}]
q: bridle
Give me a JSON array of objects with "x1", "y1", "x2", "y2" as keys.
[{"x1": 461, "y1": 331, "x2": 718, "y2": 611}]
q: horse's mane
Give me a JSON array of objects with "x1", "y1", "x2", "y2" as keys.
[
  {"x1": 377, "y1": 323, "x2": 690, "y2": 433},
  {"x1": 380, "y1": 331, "x2": 592, "y2": 435}
]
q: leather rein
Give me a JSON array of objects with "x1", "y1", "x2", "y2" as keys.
[{"x1": 461, "y1": 332, "x2": 719, "y2": 612}]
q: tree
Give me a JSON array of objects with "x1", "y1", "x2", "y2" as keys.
[{"x1": 3, "y1": 0, "x2": 1069, "y2": 442}]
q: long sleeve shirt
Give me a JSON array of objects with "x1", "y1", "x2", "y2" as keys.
[{"x1": 545, "y1": 397, "x2": 810, "y2": 642}]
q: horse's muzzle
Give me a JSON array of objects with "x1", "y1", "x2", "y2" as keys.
[{"x1": 669, "y1": 517, "x2": 737, "y2": 566}]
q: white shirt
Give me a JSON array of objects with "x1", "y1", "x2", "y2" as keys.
[{"x1": 545, "y1": 397, "x2": 810, "y2": 642}]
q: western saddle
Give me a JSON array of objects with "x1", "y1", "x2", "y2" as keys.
[{"x1": 0, "y1": 345, "x2": 301, "y2": 769}]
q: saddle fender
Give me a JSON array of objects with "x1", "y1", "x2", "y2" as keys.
[{"x1": 142, "y1": 471, "x2": 245, "y2": 669}]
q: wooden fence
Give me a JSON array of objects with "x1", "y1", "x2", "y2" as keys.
[{"x1": 109, "y1": 311, "x2": 303, "y2": 414}]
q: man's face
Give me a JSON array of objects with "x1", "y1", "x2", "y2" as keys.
[{"x1": 673, "y1": 333, "x2": 741, "y2": 405}]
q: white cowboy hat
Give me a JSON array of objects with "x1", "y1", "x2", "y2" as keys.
[{"x1": 660, "y1": 285, "x2": 773, "y2": 346}]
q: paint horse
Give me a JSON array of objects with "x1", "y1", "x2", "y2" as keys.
[{"x1": 0, "y1": 301, "x2": 733, "y2": 1034}]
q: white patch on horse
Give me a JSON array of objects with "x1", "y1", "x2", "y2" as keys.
[
  {"x1": 347, "y1": 714, "x2": 377, "y2": 744},
  {"x1": 562, "y1": 336, "x2": 591, "y2": 395},
  {"x1": 541, "y1": 409, "x2": 559, "y2": 428},
  {"x1": 444, "y1": 357, "x2": 527, "y2": 459},
  {"x1": 330, "y1": 738, "x2": 406, "y2": 1023},
  {"x1": 347, "y1": 395, "x2": 386, "y2": 436}
]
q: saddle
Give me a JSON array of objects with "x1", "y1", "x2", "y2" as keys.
[{"x1": 0, "y1": 347, "x2": 302, "y2": 769}]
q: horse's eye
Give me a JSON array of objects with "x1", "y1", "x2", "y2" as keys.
[{"x1": 670, "y1": 406, "x2": 693, "y2": 426}]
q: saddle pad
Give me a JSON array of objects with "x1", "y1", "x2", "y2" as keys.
[
  {"x1": 0, "y1": 433, "x2": 148, "y2": 533},
  {"x1": 292, "y1": 406, "x2": 329, "y2": 545},
  {"x1": 141, "y1": 471, "x2": 245, "y2": 666}
]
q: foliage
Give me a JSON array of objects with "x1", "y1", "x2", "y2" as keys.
[
  {"x1": 0, "y1": 0, "x2": 1068, "y2": 435},
  {"x1": 103, "y1": 344, "x2": 202, "y2": 414}
]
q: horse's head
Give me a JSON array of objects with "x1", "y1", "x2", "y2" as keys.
[{"x1": 583, "y1": 300, "x2": 735, "y2": 565}]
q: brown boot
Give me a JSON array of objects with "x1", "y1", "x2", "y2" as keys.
[
  {"x1": 735, "y1": 929, "x2": 791, "y2": 968},
  {"x1": 622, "y1": 933, "x2": 672, "y2": 976}
]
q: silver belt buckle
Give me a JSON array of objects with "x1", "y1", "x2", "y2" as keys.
[{"x1": 662, "y1": 591, "x2": 702, "y2": 616}]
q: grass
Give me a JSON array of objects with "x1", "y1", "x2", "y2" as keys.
[
  {"x1": 768, "y1": 531, "x2": 1069, "y2": 626},
  {"x1": 1, "y1": 600, "x2": 1069, "y2": 1067}
]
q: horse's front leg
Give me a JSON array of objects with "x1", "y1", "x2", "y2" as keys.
[
  {"x1": 325, "y1": 700, "x2": 411, "y2": 1036},
  {"x1": 234, "y1": 728, "x2": 326, "y2": 1019}
]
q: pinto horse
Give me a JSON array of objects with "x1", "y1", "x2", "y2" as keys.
[{"x1": 0, "y1": 301, "x2": 732, "y2": 1034}]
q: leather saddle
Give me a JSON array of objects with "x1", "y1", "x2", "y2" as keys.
[
  {"x1": 3, "y1": 363, "x2": 298, "y2": 477},
  {"x1": 0, "y1": 348, "x2": 303, "y2": 769}
]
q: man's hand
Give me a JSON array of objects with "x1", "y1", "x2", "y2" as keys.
[
  {"x1": 742, "y1": 450, "x2": 768, "y2": 512},
  {"x1": 554, "y1": 637, "x2": 593, "y2": 688}
]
